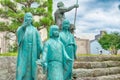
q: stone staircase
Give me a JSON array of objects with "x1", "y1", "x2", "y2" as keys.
[
  {"x1": 0, "y1": 56, "x2": 120, "y2": 80},
  {"x1": 73, "y1": 55, "x2": 120, "y2": 80}
]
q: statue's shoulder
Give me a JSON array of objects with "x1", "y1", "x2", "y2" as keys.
[
  {"x1": 59, "y1": 31, "x2": 65, "y2": 36},
  {"x1": 44, "y1": 39, "x2": 52, "y2": 47},
  {"x1": 59, "y1": 31, "x2": 64, "y2": 34},
  {"x1": 16, "y1": 26, "x2": 23, "y2": 33},
  {"x1": 70, "y1": 33, "x2": 74, "y2": 37},
  {"x1": 55, "y1": 9, "x2": 59, "y2": 13},
  {"x1": 17, "y1": 26, "x2": 22, "y2": 31},
  {"x1": 32, "y1": 27, "x2": 39, "y2": 33},
  {"x1": 58, "y1": 7, "x2": 68, "y2": 12},
  {"x1": 58, "y1": 40, "x2": 63, "y2": 44},
  {"x1": 47, "y1": 39, "x2": 53, "y2": 43},
  {"x1": 32, "y1": 26, "x2": 37, "y2": 30}
]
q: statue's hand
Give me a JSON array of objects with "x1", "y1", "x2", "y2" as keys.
[
  {"x1": 74, "y1": 4, "x2": 79, "y2": 8},
  {"x1": 67, "y1": 58, "x2": 73, "y2": 63},
  {"x1": 42, "y1": 63, "x2": 47, "y2": 74},
  {"x1": 22, "y1": 22, "x2": 28, "y2": 28}
]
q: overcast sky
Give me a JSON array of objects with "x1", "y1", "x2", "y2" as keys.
[{"x1": 53, "y1": 0, "x2": 120, "y2": 39}]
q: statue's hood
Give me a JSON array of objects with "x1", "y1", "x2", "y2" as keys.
[
  {"x1": 62, "y1": 19, "x2": 70, "y2": 30},
  {"x1": 23, "y1": 12, "x2": 33, "y2": 25},
  {"x1": 49, "y1": 25, "x2": 59, "y2": 37}
]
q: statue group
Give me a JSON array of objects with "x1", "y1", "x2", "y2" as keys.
[{"x1": 16, "y1": 1, "x2": 78, "y2": 80}]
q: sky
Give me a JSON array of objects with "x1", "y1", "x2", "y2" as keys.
[{"x1": 53, "y1": 0, "x2": 120, "y2": 40}]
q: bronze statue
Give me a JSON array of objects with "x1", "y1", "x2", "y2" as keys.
[
  {"x1": 54, "y1": 1, "x2": 79, "y2": 30},
  {"x1": 37, "y1": 25, "x2": 72, "y2": 80},
  {"x1": 16, "y1": 12, "x2": 43, "y2": 80},
  {"x1": 59, "y1": 19, "x2": 77, "y2": 80}
]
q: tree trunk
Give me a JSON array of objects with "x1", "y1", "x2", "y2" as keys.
[{"x1": 113, "y1": 49, "x2": 117, "y2": 55}]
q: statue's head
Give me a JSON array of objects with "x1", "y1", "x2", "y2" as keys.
[
  {"x1": 24, "y1": 12, "x2": 33, "y2": 25},
  {"x1": 49, "y1": 25, "x2": 59, "y2": 38},
  {"x1": 57, "y1": 1, "x2": 64, "y2": 8},
  {"x1": 62, "y1": 19, "x2": 70, "y2": 30}
]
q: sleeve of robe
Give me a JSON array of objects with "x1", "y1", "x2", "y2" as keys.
[
  {"x1": 36, "y1": 30, "x2": 43, "y2": 59},
  {"x1": 61, "y1": 42, "x2": 72, "y2": 71},
  {"x1": 72, "y1": 35, "x2": 77, "y2": 59},
  {"x1": 16, "y1": 27, "x2": 25, "y2": 47},
  {"x1": 42, "y1": 42, "x2": 49, "y2": 74}
]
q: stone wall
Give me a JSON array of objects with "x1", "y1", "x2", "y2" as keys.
[
  {"x1": 0, "y1": 57, "x2": 45, "y2": 80},
  {"x1": 0, "y1": 57, "x2": 16, "y2": 80}
]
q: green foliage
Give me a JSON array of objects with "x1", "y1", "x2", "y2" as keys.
[
  {"x1": 0, "y1": 52, "x2": 17, "y2": 56},
  {"x1": 0, "y1": 22, "x2": 8, "y2": 31},
  {"x1": 0, "y1": 0, "x2": 53, "y2": 35},
  {"x1": 98, "y1": 32, "x2": 120, "y2": 54},
  {"x1": 8, "y1": 42, "x2": 17, "y2": 52}
]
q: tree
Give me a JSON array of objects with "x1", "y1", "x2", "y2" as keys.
[
  {"x1": 0, "y1": 0, "x2": 53, "y2": 35},
  {"x1": 98, "y1": 32, "x2": 120, "y2": 55},
  {"x1": 0, "y1": 0, "x2": 53, "y2": 52}
]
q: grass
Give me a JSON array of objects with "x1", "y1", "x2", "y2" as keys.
[
  {"x1": 0, "y1": 52, "x2": 120, "y2": 57},
  {"x1": 77, "y1": 53, "x2": 102, "y2": 57},
  {"x1": 77, "y1": 53, "x2": 120, "y2": 57},
  {"x1": 0, "y1": 52, "x2": 17, "y2": 56}
]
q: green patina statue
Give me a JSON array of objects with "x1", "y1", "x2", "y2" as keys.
[
  {"x1": 54, "y1": 1, "x2": 79, "y2": 30},
  {"x1": 16, "y1": 12, "x2": 43, "y2": 80},
  {"x1": 59, "y1": 19, "x2": 77, "y2": 80},
  {"x1": 37, "y1": 25, "x2": 72, "y2": 80}
]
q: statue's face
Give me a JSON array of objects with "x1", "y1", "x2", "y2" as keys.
[
  {"x1": 50, "y1": 25, "x2": 59, "y2": 38},
  {"x1": 24, "y1": 13, "x2": 33, "y2": 25},
  {"x1": 62, "y1": 20, "x2": 70, "y2": 30},
  {"x1": 52, "y1": 28, "x2": 59, "y2": 38}
]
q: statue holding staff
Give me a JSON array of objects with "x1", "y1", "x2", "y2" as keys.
[{"x1": 54, "y1": 1, "x2": 79, "y2": 31}]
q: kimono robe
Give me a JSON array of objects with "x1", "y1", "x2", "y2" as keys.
[
  {"x1": 16, "y1": 26, "x2": 42, "y2": 80},
  {"x1": 59, "y1": 20, "x2": 77, "y2": 80},
  {"x1": 42, "y1": 25, "x2": 71, "y2": 80}
]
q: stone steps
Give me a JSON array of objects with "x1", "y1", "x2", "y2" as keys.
[
  {"x1": 76, "y1": 56, "x2": 120, "y2": 62},
  {"x1": 73, "y1": 56, "x2": 120, "y2": 80},
  {"x1": 76, "y1": 74, "x2": 120, "y2": 80},
  {"x1": 73, "y1": 67, "x2": 120, "y2": 77},
  {"x1": 74, "y1": 61, "x2": 120, "y2": 69},
  {"x1": 0, "y1": 56, "x2": 120, "y2": 80}
]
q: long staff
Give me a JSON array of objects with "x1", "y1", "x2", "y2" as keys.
[{"x1": 74, "y1": 0, "x2": 78, "y2": 26}]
